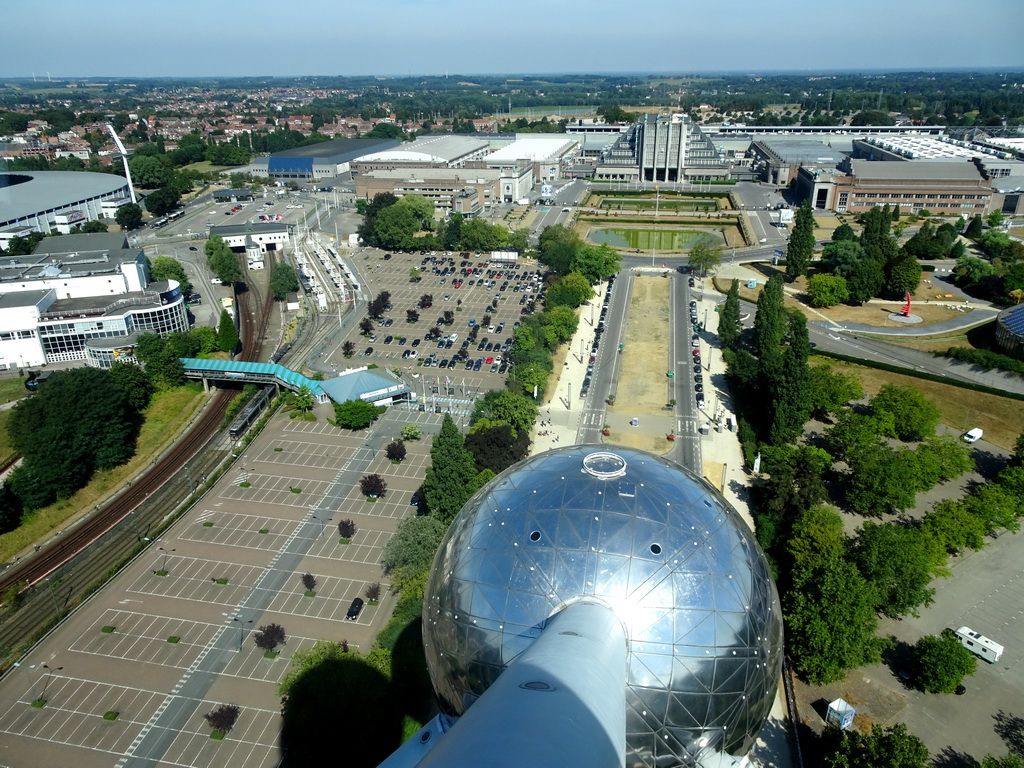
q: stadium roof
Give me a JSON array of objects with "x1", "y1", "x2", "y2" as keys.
[
  {"x1": 484, "y1": 135, "x2": 580, "y2": 163},
  {"x1": 755, "y1": 139, "x2": 846, "y2": 165},
  {"x1": 850, "y1": 159, "x2": 985, "y2": 181},
  {"x1": 358, "y1": 135, "x2": 489, "y2": 164},
  {"x1": 269, "y1": 137, "x2": 400, "y2": 161},
  {"x1": 0, "y1": 171, "x2": 130, "y2": 227}
]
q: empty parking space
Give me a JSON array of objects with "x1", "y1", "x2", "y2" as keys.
[
  {"x1": 136, "y1": 697, "x2": 280, "y2": 768},
  {"x1": 219, "y1": 473, "x2": 332, "y2": 508},
  {"x1": 0, "y1": 677, "x2": 167, "y2": 759},
  {"x1": 307, "y1": 527, "x2": 391, "y2": 564},
  {"x1": 70, "y1": 611, "x2": 218, "y2": 670},
  {"x1": 128, "y1": 556, "x2": 267, "y2": 607},
  {"x1": 180, "y1": 512, "x2": 303, "y2": 552},
  {"x1": 250, "y1": 439, "x2": 351, "y2": 470}
]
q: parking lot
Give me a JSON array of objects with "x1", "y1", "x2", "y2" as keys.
[
  {"x1": 0, "y1": 399, "x2": 438, "y2": 767},
  {"x1": 323, "y1": 248, "x2": 544, "y2": 397}
]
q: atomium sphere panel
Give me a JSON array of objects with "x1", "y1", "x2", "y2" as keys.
[{"x1": 422, "y1": 446, "x2": 783, "y2": 767}]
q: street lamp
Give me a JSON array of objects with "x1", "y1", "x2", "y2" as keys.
[
  {"x1": 158, "y1": 547, "x2": 175, "y2": 573},
  {"x1": 222, "y1": 613, "x2": 253, "y2": 651},
  {"x1": 311, "y1": 510, "x2": 331, "y2": 535},
  {"x1": 38, "y1": 663, "x2": 63, "y2": 702}
]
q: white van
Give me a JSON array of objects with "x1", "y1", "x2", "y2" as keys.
[
  {"x1": 962, "y1": 428, "x2": 983, "y2": 444},
  {"x1": 953, "y1": 626, "x2": 1003, "y2": 663}
]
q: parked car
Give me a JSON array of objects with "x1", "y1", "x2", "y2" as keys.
[{"x1": 346, "y1": 598, "x2": 364, "y2": 620}]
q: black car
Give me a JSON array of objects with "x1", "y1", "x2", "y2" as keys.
[
  {"x1": 346, "y1": 597, "x2": 364, "y2": 620},
  {"x1": 384, "y1": 335, "x2": 393, "y2": 344},
  {"x1": 694, "y1": 374, "x2": 703, "y2": 384},
  {"x1": 365, "y1": 347, "x2": 374, "y2": 355},
  {"x1": 693, "y1": 364, "x2": 702, "y2": 373}
]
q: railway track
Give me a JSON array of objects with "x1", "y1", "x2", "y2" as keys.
[{"x1": 0, "y1": 275, "x2": 274, "y2": 662}]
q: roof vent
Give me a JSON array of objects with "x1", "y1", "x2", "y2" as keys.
[{"x1": 582, "y1": 451, "x2": 627, "y2": 479}]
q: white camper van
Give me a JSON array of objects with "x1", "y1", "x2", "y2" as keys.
[{"x1": 953, "y1": 626, "x2": 1004, "y2": 663}]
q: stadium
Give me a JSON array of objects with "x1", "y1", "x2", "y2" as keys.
[{"x1": 0, "y1": 171, "x2": 131, "y2": 241}]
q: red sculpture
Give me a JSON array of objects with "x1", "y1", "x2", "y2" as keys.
[{"x1": 901, "y1": 291, "x2": 911, "y2": 317}]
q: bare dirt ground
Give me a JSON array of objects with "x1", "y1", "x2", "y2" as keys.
[{"x1": 605, "y1": 276, "x2": 675, "y2": 454}]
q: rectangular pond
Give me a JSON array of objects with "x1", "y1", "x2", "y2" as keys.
[{"x1": 588, "y1": 227, "x2": 727, "y2": 250}]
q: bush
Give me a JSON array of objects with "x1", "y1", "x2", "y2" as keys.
[
  {"x1": 365, "y1": 582, "x2": 382, "y2": 603},
  {"x1": 205, "y1": 703, "x2": 241, "y2": 734},
  {"x1": 301, "y1": 573, "x2": 316, "y2": 592},
  {"x1": 360, "y1": 473, "x2": 387, "y2": 498},
  {"x1": 253, "y1": 623, "x2": 287, "y2": 652},
  {"x1": 337, "y1": 519, "x2": 357, "y2": 539}
]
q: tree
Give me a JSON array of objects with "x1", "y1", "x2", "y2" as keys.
[
  {"x1": 418, "y1": 294, "x2": 433, "y2": 309},
  {"x1": 686, "y1": 237, "x2": 723, "y2": 277},
  {"x1": 406, "y1": 309, "x2": 419, "y2": 323},
  {"x1": 718, "y1": 279, "x2": 742, "y2": 350},
  {"x1": 752, "y1": 274, "x2": 786, "y2": 365},
  {"x1": 965, "y1": 214, "x2": 984, "y2": 239},
  {"x1": 365, "y1": 122, "x2": 406, "y2": 141},
  {"x1": 832, "y1": 223, "x2": 856, "y2": 242},
  {"x1": 133, "y1": 333, "x2": 185, "y2": 387},
  {"x1": 870, "y1": 384, "x2": 941, "y2": 442},
  {"x1": 192, "y1": 325, "x2": 219, "y2": 354},
  {"x1": 821, "y1": 723, "x2": 929, "y2": 768},
  {"x1": 107, "y1": 361, "x2": 154, "y2": 411},
  {"x1": 7, "y1": 368, "x2": 140, "y2": 510},
  {"x1": 217, "y1": 309, "x2": 239, "y2": 353},
  {"x1": 342, "y1": 340, "x2": 356, "y2": 357},
  {"x1": 544, "y1": 272, "x2": 593, "y2": 309},
  {"x1": 471, "y1": 390, "x2": 538, "y2": 435},
  {"x1": 785, "y1": 557, "x2": 886, "y2": 685},
  {"x1": 115, "y1": 203, "x2": 143, "y2": 231},
  {"x1": 395, "y1": 193, "x2": 434, "y2": 228},
  {"x1": 537, "y1": 224, "x2": 582, "y2": 276},
  {"x1": 301, "y1": 573, "x2": 317, "y2": 591},
  {"x1": 359, "y1": 317, "x2": 374, "y2": 335},
  {"x1": 253, "y1": 623, "x2": 287, "y2": 652},
  {"x1": 806, "y1": 273, "x2": 850, "y2": 307},
  {"x1": 144, "y1": 186, "x2": 181, "y2": 217},
  {"x1": 423, "y1": 414, "x2": 479, "y2": 524},
  {"x1": 885, "y1": 251, "x2": 923, "y2": 297},
  {"x1": 786, "y1": 199, "x2": 815, "y2": 279},
  {"x1": 914, "y1": 630, "x2": 977, "y2": 694},
  {"x1": 980, "y1": 755, "x2": 1024, "y2": 768},
  {"x1": 269, "y1": 261, "x2": 299, "y2": 300},
  {"x1": 204, "y1": 704, "x2": 241, "y2": 735},
  {"x1": 372, "y1": 204, "x2": 419, "y2": 250},
  {"x1": 80, "y1": 219, "x2": 108, "y2": 233},
  {"x1": 849, "y1": 521, "x2": 937, "y2": 618},
  {"x1": 149, "y1": 256, "x2": 191, "y2": 294},
  {"x1": 205, "y1": 236, "x2": 242, "y2": 284},
  {"x1": 953, "y1": 255, "x2": 995, "y2": 287},
  {"x1": 333, "y1": 399, "x2": 385, "y2": 429},
  {"x1": 570, "y1": 244, "x2": 621, "y2": 283},
  {"x1": 385, "y1": 441, "x2": 407, "y2": 462},
  {"x1": 365, "y1": 582, "x2": 382, "y2": 602},
  {"x1": 768, "y1": 312, "x2": 811, "y2": 445},
  {"x1": 360, "y1": 474, "x2": 387, "y2": 498},
  {"x1": 845, "y1": 445, "x2": 924, "y2": 516},
  {"x1": 401, "y1": 423, "x2": 423, "y2": 441},
  {"x1": 128, "y1": 155, "x2": 169, "y2": 188},
  {"x1": 465, "y1": 421, "x2": 531, "y2": 474},
  {"x1": 807, "y1": 364, "x2": 864, "y2": 418},
  {"x1": 381, "y1": 514, "x2": 447, "y2": 581},
  {"x1": 337, "y1": 519, "x2": 357, "y2": 539}
]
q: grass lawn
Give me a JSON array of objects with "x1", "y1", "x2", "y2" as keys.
[
  {"x1": 813, "y1": 356, "x2": 1024, "y2": 451},
  {"x1": 182, "y1": 161, "x2": 235, "y2": 174},
  {"x1": 0, "y1": 385, "x2": 207, "y2": 562},
  {"x1": 0, "y1": 377, "x2": 27, "y2": 407}
]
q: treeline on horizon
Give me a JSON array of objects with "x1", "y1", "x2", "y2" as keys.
[{"x1": 3, "y1": 70, "x2": 1023, "y2": 127}]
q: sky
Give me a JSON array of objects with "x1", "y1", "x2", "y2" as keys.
[{"x1": 5, "y1": 0, "x2": 1024, "y2": 79}]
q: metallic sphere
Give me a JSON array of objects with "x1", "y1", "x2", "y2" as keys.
[{"x1": 422, "y1": 446, "x2": 783, "y2": 766}]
